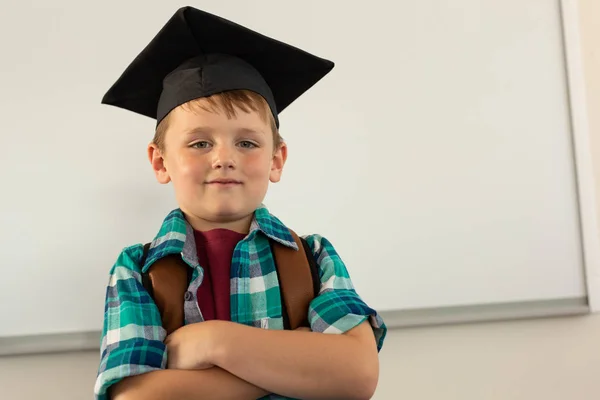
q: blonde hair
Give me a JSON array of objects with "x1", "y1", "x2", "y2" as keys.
[{"x1": 153, "y1": 90, "x2": 282, "y2": 151}]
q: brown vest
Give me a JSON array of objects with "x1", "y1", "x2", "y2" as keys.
[{"x1": 141, "y1": 230, "x2": 319, "y2": 334}]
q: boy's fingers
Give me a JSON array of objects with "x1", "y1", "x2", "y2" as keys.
[{"x1": 295, "y1": 327, "x2": 311, "y2": 332}]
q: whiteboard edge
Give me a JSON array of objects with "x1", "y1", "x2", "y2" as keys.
[
  {"x1": 0, "y1": 298, "x2": 588, "y2": 357},
  {"x1": 560, "y1": 0, "x2": 600, "y2": 311},
  {"x1": 0, "y1": 330, "x2": 101, "y2": 357},
  {"x1": 379, "y1": 297, "x2": 588, "y2": 328},
  {"x1": 1, "y1": 1, "x2": 596, "y2": 353}
]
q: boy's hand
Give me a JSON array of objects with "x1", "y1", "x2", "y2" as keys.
[
  {"x1": 165, "y1": 321, "x2": 220, "y2": 370},
  {"x1": 165, "y1": 321, "x2": 312, "y2": 370}
]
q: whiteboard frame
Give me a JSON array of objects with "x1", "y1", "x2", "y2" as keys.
[
  {"x1": 0, "y1": 0, "x2": 598, "y2": 357},
  {"x1": 560, "y1": 0, "x2": 600, "y2": 311}
]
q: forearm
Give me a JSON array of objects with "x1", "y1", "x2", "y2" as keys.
[
  {"x1": 212, "y1": 321, "x2": 378, "y2": 400},
  {"x1": 109, "y1": 367, "x2": 270, "y2": 400}
]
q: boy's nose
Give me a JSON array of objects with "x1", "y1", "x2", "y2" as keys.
[{"x1": 212, "y1": 146, "x2": 236, "y2": 169}]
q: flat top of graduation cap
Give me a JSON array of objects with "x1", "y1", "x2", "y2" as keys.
[{"x1": 102, "y1": 6, "x2": 335, "y2": 127}]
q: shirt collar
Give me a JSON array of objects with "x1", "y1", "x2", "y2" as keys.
[{"x1": 141, "y1": 204, "x2": 298, "y2": 273}]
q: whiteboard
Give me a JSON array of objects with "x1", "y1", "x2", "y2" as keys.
[{"x1": 0, "y1": 0, "x2": 595, "y2": 339}]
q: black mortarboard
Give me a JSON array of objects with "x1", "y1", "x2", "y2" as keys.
[{"x1": 101, "y1": 6, "x2": 335, "y2": 128}]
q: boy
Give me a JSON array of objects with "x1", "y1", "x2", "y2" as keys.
[{"x1": 95, "y1": 6, "x2": 386, "y2": 400}]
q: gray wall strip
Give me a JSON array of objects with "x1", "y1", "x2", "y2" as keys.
[
  {"x1": 0, "y1": 297, "x2": 589, "y2": 357},
  {"x1": 378, "y1": 297, "x2": 589, "y2": 328},
  {"x1": 0, "y1": 330, "x2": 101, "y2": 357}
]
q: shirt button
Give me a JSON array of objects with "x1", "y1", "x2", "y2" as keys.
[{"x1": 184, "y1": 291, "x2": 193, "y2": 301}]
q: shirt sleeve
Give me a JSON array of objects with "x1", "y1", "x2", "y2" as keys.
[
  {"x1": 304, "y1": 234, "x2": 387, "y2": 352},
  {"x1": 94, "y1": 245, "x2": 167, "y2": 400}
]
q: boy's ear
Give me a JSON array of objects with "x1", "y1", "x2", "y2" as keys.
[
  {"x1": 269, "y1": 142, "x2": 288, "y2": 183},
  {"x1": 148, "y1": 143, "x2": 171, "y2": 184}
]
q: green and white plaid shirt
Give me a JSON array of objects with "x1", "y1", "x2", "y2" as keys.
[{"x1": 94, "y1": 205, "x2": 387, "y2": 399}]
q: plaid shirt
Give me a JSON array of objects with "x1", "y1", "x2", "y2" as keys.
[{"x1": 94, "y1": 205, "x2": 387, "y2": 399}]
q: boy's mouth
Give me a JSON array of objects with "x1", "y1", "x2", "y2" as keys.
[{"x1": 205, "y1": 179, "x2": 243, "y2": 185}]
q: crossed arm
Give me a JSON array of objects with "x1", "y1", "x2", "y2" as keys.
[{"x1": 110, "y1": 320, "x2": 379, "y2": 400}]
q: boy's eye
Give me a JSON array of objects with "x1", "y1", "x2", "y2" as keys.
[
  {"x1": 238, "y1": 141, "x2": 258, "y2": 149},
  {"x1": 191, "y1": 141, "x2": 211, "y2": 149}
]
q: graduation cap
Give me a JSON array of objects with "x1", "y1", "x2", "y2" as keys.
[{"x1": 101, "y1": 6, "x2": 335, "y2": 128}]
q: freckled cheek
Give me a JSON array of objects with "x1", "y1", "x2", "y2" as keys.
[
  {"x1": 175, "y1": 155, "x2": 210, "y2": 184},
  {"x1": 241, "y1": 153, "x2": 272, "y2": 176}
]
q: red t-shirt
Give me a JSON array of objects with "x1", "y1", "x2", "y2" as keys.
[{"x1": 193, "y1": 229, "x2": 246, "y2": 321}]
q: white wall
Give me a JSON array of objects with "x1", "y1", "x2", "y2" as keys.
[
  {"x1": 377, "y1": 314, "x2": 600, "y2": 399},
  {"x1": 1, "y1": 0, "x2": 599, "y2": 399},
  {"x1": 1, "y1": 314, "x2": 599, "y2": 399}
]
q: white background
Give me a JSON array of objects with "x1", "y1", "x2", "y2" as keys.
[{"x1": 0, "y1": 0, "x2": 589, "y2": 337}]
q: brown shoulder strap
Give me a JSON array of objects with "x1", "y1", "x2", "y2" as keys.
[
  {"x1": 272, "y1": 230, "x2": 314, "y2": 330},
  {"x1": 145, "y1": 253, "x2": 189, "y2": 335},
  {"x1": 142, "y1": 231, "x2": 317, "y2": 333}
]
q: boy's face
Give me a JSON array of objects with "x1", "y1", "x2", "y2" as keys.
[{"x1": 148, "y1": 100, "x2": 286, "y2": 232}]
